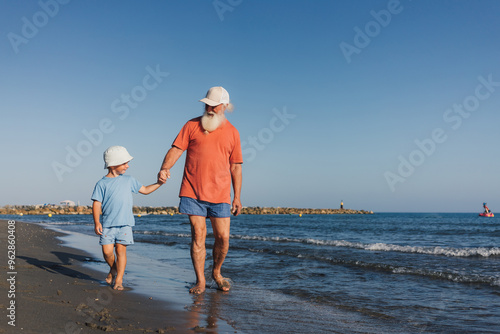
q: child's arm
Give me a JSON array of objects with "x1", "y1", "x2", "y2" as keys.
[
  {"x1": 92, "y1": 200, "x2": 103, "y2": 235},
  {"x1": 139, "y1": 182, "x2": 163, "y2": 195}
]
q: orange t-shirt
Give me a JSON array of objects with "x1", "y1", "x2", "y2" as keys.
[{"x1": 172, "y1": 117, "x2": 243, "y2": 204}]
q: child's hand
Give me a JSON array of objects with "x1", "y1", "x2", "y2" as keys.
[{"x1": 94, "y1": 223, "x2": 103, "y2": 235}]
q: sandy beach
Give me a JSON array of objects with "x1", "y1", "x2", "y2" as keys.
[{"x1": 0, "y1": 220, "x2": 233, "y2": 333}]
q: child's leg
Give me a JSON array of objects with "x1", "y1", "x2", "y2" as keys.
[
  {"x1": 113, "y1": 243, "x2": 127, "y2": 290},
  {"x1": 102, "y1": 244, "x2": 117, "y2": 284}
]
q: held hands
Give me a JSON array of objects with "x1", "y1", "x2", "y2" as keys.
[{"x1": 157, "y1": 169, "x2": 170, "y2": 184}]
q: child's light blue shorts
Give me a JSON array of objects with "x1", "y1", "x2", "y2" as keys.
[
  {"x1": 99, "y1": 226, "x2": 134, "y2": 245},
  {"x1": 179, "y1": 197, "x2": 231, "y2": 218}
]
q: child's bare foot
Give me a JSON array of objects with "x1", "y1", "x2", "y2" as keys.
[
  {"x1": 189, "y1": 283, "x2": 205, "y2": 294},
  {"x1": 105, "y1": 269, "x2": 117, "y2": 285}
]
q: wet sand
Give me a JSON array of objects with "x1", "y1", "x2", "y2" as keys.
[{"x1": 0, "y1": 219, "x2": 231, "y2": 333}]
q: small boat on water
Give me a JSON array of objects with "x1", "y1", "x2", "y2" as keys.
[{"x1": 480, "y1": 202, "x2": 493, "y2": 217}]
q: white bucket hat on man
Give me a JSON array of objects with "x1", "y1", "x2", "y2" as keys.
[
  {"x1": 199, "y1": 86, "x2": 230, "y2": 106},
  {"x1": 103, "y1": 146, "x2": 133, "y2": 169}
]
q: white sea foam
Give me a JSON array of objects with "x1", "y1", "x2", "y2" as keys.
[
  {"x1": 389, "y1": 266, "x2": 500, "y2": 287},
  {"x1": 135, "y1": 230, "x2": 191, "y2": 238},
  {"x1": 229, "y1": 234, "x2": 500, "y2": 258}
]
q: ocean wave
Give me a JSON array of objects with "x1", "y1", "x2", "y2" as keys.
[
  {"x1": 353, "y1": 259, "x2": 500, "y2": 287},
  {"x1": 134, "y1": 230, "x2": 191, "y2": 238},
  {"x1": 132, "y1": 230, "x2": 500, "y2": 257},
  {"x1": 229, "y1": 234, "x2": 500, "y2": 258},
  {"x1": 363, "y1": 243, "x2": 500, "y2": 258},
  {"x1": 241, "y1": 247, "x2": 500, "y2": 287},
  {"x1": 385, "y1": 264, "x2": 499, "y2": 287},
  {"x1": 41, "y1": 221, "x2": 85, "y2": 225}
]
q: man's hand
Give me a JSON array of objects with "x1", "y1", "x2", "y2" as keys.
[
  {"x1": 158, "y1": 169, "x2": 170, "y2": 183},
  {"x1": 231, "y1": 198, "x2": 242, "y2": 216},
  {"x1": 230, "y1": 163, "x2": 242, "y2": 216}
]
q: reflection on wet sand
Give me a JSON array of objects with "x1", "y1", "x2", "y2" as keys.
[{"x1": 186, "y1": 288, "x2": 230, "y2": 333}]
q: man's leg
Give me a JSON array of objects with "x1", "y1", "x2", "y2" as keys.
[
  {"x1": 189, "y1": 215, "x2": 207, "y2": 294},
  {"x1": 113, "y1": 243, "x2": 127, "y2": 290},
  {"x1": 210, "y1": 217, "x2": 231, "y2": 291},
  {"x1": 102, "y1": 244, "x2": 116, "y2": 285}
]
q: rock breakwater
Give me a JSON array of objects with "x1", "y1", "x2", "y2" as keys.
[{"x1": 1, "y1": 205, "x2": 373, "y2": 216}]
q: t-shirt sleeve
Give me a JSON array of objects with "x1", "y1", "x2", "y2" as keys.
[
  {"x1": 172, "y1": 121, "x2": 192, "y2": 151},
  {"x1": 91, "y1": 181, "x2": 104, "y2": 202},
  {"x1": 130, "y1": 176, "x2": 143, "y2": 194},
  {"x1": 230, "y1": 128, "x2": 243, "y2": 164}
]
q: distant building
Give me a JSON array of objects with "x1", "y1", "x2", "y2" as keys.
[{"x1": 60, "y1": 200, "x2": 76, "y2": 207}]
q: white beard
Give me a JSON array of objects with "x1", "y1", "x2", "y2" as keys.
[{"x1": 201, "y1": 111, "x2": 226, "y2": 133}]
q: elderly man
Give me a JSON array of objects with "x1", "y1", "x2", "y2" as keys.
[{"x1": 158, "y1": 86, "x2": 243, "y2": 294}]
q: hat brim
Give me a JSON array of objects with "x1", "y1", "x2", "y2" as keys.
[
  {"x1": 104, "y1": 157, "x2": 133, "y2": 169},
  {"x1": 199, "y1": 98, "x2": 223, "y2": 106}
]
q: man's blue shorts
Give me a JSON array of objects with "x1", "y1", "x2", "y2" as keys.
[
  {"x1": 99, "y1": 226, "x2": 134, "y2": 246},
  {"x1": 179, "y1": 197, "x2": 231, "y2": 218}
]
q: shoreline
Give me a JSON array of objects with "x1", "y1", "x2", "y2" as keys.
[
  {"x1": 0, "y1": 219, "x2": 236, "y2": 333},
  {"x1": 1, "y1": 205, "x2": 374, "y2": 216}
]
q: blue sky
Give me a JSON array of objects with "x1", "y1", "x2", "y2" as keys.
[{"x1": 2, "y1": 0, "x2": 500, "y2": 212}]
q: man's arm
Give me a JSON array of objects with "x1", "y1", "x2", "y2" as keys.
[
  {"x1": 92, "y1": 200, "x2": 103, "y2": 235},
  {"x1": 230, "y1": 163, "x2": 242, "y2": 216},
  {"x1": 158, "y1": 146, "x2": 184, "y2": 183}
]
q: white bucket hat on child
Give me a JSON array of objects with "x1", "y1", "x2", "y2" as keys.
[
  {"x1": 199, "y1": 86, "x2": 230, "y2": 106},
  {"x1": 103, "y1": 146, "x2": 133, "y2": 169}
]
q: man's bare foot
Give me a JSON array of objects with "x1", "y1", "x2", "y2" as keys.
[
  {"x1": 113, "y1": 277, "x2": 124, "y2": 290},
  {"x1": 212, "y1": 275, "x2": 231, "y2": 292},
  {"x1": 189, "y1": 283, "x2": 205, "y2": 294}
]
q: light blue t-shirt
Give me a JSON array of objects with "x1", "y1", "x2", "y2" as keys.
[{"x1": 91, "y1": 175, "x2": 142, "y2": 227}]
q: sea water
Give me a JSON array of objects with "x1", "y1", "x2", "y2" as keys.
[{"x1": 4, "y1": 213, "x2": 500, "y2": 333}]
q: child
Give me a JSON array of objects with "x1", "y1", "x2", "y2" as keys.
[{"x1": 91, "y1": 146, "x2": 165, "y2": 290}]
